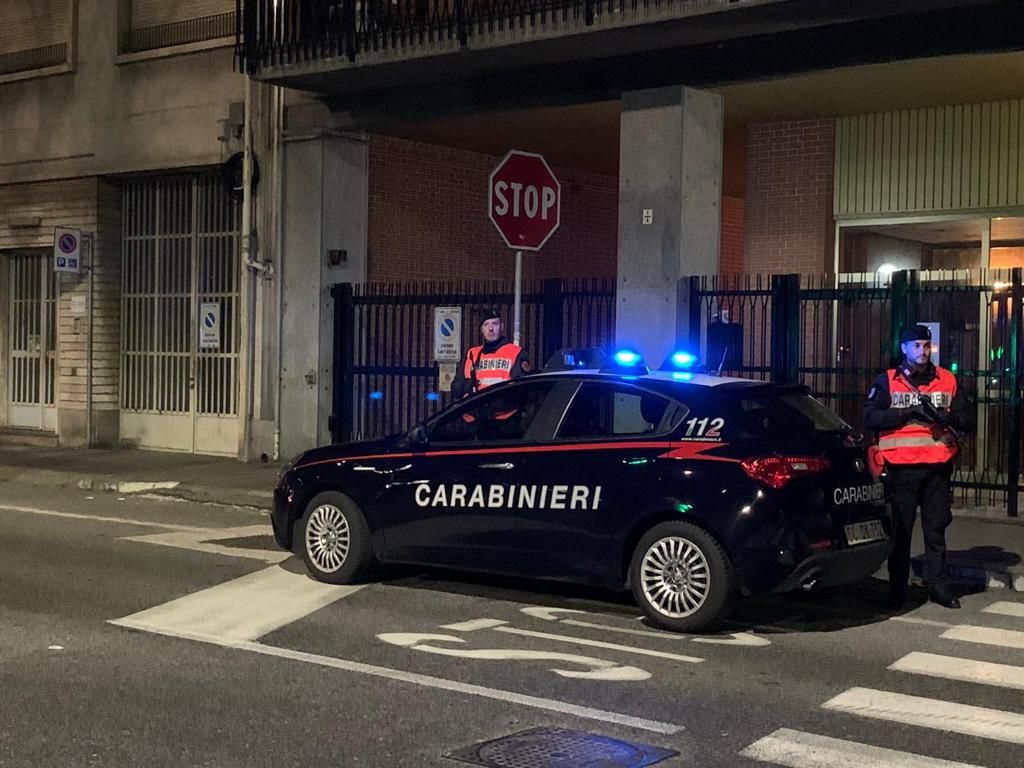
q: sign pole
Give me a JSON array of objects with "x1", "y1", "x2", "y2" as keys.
[{"x1": 513, "y1": 250, "x2": 523, "y2": 347}]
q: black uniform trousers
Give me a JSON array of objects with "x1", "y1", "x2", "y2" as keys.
[{"x1": 884, "y1": 461, "x2": 954, "y2": 594}]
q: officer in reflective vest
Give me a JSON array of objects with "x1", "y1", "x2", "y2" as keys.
[
  {"x1": 452, "y1": 308, "x2": 530, "y2": 399},
  {"x1": 864, "y1": 324, "x2": 974, "y2": 610}
]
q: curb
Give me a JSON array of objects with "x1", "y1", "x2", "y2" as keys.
[{"x1": 1, "y1": 467, "x2": 273, "y2": 511}]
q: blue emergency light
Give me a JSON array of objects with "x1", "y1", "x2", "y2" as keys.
[
  {"x1": 602, "y1": 348, "x2": 649, "y2": 375},
  {"x1": 660, "y1": 349, "x2": 703, "y2": 374}
]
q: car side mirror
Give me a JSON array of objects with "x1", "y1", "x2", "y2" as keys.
[{"x1": 408, "y1": 422, "x2": 429, "y2": 448}]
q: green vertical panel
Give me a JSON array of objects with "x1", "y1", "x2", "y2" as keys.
[
  {"x1": 923, "y1": 107, "x2": 936, "y2": 211},
  {"x1": 916, "y1": 107, "x2": 928, "y2": 211},
  {"x1": 981, "y1": 101, "x2": 993, "y2": 208},
  {"x1": 1009, "y1": 100, "x2": 1020, "y2": 207},
  {"x1": 972, "y1": 103, "x2": 984, "y2": 208},
  {"x1": 1017, "y1": 99, "x2": 1024, "y2": 207},
  {"x1": 952, "y1": 104, "x2": 964, "y2": 209},
  {"x1": 842, "y1": 116, "x2": 854, "y2": 215},
  {"x1": 899, "y1": 110, "x2": 910, "y2": 212},
  {"x1": 996, "y1": 100, "x2": 1009, "y2": 207},
  {"x1": 882, "y1": 110, "x2": 894, "y2": 213},
  {"x1": 873, "y1": 112, "x2": 885, "y2": 213},
  {"x1": 906, "y1": 109, "x2": 917, "y2": 211},
  {"x1": 943, "y1": 105, "x2": 955, "y2": 210},
  {"x1": 855, "y1": 114, "x2": 866, "y2": 214}
]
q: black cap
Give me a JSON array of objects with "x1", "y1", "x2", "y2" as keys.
[
  {"x1": 900, "y1": 324, "x2": 932, "y2": 344},
  {"x1": 480, "y1": 308, "x2": 502, "y2": 325}
]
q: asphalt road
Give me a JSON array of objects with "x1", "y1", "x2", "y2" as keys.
[{"x1": 1, "y1": 482, "x2": 1022, "y2": 768}]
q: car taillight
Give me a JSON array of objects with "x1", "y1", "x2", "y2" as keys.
[{"x1": 740, "y1": 456, "x2": 831, "y2": 489}]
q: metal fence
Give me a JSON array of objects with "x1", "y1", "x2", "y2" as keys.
[
  {"x1": 331, "y1": 278, "x2": 615, "y2": 441},
  {"x1": 236, "y1": 0, "x2": 782, "y2": 71},
  {"x1": 688, "y1": 269, "x2": 1024, "y2": 516},
  {"x1": 124, "y1": 12, "x2": 235, "y2": 53},
  {"x1": 0, "y1": 43, "x2": 67, "y2": 76}
]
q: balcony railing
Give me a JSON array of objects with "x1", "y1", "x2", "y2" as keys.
[
  {"x1": 236, "y1": 0, "x2": 778, "y2": 73},
  {"x1": 124, "y1": 11, "x2": 236, "y2": 54},
  {"x1": 0, "y1": 43, "x2": 67, "y2": 76}
]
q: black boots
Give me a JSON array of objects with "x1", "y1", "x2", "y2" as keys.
[{"x1": 928, "y1": 583, "x2": 961, "y2": 609}]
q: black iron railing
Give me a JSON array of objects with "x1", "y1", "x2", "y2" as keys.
[
  {"x1": 332, "y1": 278, "x2": 615, "y2": 442},
  {"x1": 236, "y1": 0, "x2": 775, "y2": 72},
  {"x1": 0, "y1": 43, "x2": 67, "y2": 76},
  {"x1": 689, "y1": 269, "x2": 1024, "y2": 515},
  {"x1": 124, "y1": 11, "x2": 235, "y2": 54}
]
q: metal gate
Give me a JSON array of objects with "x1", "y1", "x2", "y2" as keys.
[
  {"x1": 332, "y1": 278, "x2": 617, "y2": 442},
  {"x1": 6, "y1": 251, "x2": 57, "y2": 430},
  {"x1": 120, "y1": 174, "x2": 241, "y2": 455},
  {"x1": 688, "y1": 269, "x2": 1024, "y2": 516}
]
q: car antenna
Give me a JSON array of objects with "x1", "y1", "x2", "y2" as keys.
[{"x1": 715, "y1": 346, "x2": 729, "y2": 377}]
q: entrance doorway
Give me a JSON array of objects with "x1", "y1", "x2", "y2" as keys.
[
  {"x1": 119, "y1": 174, "x2": 241, "y2": 455},
  {"x1": 6, "y1": 251, "x2": 58, "y2": 431}
]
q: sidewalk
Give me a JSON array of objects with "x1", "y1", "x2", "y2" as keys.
[
  {"x1": 0, "y1": 445, "x2": 281, "y2": 509},
  {"x1": 0, "y1": 444, "x2": 1021, "y2": 592}
]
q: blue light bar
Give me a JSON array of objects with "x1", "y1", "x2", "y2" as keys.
[
  {"x1": 671, "y1": 351, "x2": 697, "y2": 368},
  {"x1": 369, "y1": 391, "x2": 384, "y2": 401},
  {"x1": 613, "y1": 349, "x2": 642, "y2": 366}
]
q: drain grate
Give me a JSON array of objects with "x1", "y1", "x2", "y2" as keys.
[{"x1": 446, "y1": 726, "x2": 678, "y2": 768}]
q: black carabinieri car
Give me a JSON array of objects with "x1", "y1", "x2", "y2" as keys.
[{"x1": 272, "y1": 351, "x2": 891, "y2": 633}]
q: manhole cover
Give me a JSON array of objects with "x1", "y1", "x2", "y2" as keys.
[{"x1": 446, "y1": 726, "x2": 678, "y2": 768}]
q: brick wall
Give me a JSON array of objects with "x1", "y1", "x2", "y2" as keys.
[
  {"x1": 745, "y1": 119, "x2": 835, "y2": 275},
  {"x1": 367, "y1": 135, "x2": 618, "y2": 284},
  {"x1": 720, "y1": 195, "x2": 745, "y2": 274}
]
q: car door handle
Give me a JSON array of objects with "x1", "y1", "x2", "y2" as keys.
[{"x1": 479, "y1": 462, "x2": 515, "y2": 470}]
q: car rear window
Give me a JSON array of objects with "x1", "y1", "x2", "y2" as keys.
[{"x1": 730, "y1": 392, "x2": 852, "y2": 438}]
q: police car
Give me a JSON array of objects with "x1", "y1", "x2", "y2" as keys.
[{"x1": 272, "y1": 349, "x2": 891, "y2": 633}]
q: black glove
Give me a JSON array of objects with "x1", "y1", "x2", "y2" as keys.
[{"x1": 932, "y1": 409, "x2": 953, "y2": 427}]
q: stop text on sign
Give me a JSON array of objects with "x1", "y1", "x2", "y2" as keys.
[
  {"x1": 488, "y1": 150, "x2": 561, "y2": 251},
  {"x1": 492, "y1": 182, "x2": 557, "y2": 221}
]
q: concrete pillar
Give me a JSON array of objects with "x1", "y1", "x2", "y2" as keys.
[
  {"x1": 280, "y1": 132, "x2": 368, "y2": 458},
  {"x1": 616, "y1": 86, "x2": 723, "y2": 366}
]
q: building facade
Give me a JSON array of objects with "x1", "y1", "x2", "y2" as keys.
[{"x1": 3, "y1": 0, "x2": 1024, "y2": 462}]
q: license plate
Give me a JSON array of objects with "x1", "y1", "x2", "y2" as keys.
[{"x1": 844, "y1": 519, "x2": 886, "y2": 546}]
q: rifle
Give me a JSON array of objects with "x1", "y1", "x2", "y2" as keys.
[{"x1": 894, "y1": 369, "x2": 965, "y2": 444}]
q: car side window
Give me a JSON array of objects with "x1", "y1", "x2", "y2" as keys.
[
  {"x1": 556, "y1": 383, "x2": 683, "y2": 439},
  {"x1": 430, "y1": 381, "x2": 558, "y2": 443}
]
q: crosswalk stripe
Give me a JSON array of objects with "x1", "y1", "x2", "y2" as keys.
[
  {"x1": 740, "y1": 728, "x2": 985, "y2": 768},
  {"x1": 889, "y1": 651, "x2": 1024, "y2": 691},
  {"x1": 110, "y1": 566, "x2": 363, "y2": 642},
  {"x1": 822, "y1": 687, "x2": 1024, "y2": 745},
  {"x1": 983, "y1": 601, "x2": 1024, "y2": 618},
  {"x1": 942, "y1": 624, "x2": 1024, "y2": 650}
]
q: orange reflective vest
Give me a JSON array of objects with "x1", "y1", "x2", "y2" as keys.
[
  {"x1": 464, "y1": 342, "x2": 522, "y2": 392},
  {"x1": 877, "y1": 366, "x2": 958, "y2": 465}
]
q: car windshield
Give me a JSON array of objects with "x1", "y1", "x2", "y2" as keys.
[{"x1": 730, "y1": 391, "x2": 852, "y2": 438}]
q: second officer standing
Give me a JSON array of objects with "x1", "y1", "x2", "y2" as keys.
[{"x1": 452, "y1": 308, "x2": 530, "y2": 398}]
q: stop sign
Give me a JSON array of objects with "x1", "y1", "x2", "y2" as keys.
[{"x1": 488, "y1": 150, "x2": 561, "y2": 251}]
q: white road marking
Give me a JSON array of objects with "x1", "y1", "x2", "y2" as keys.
[
  {"x1": 441, "y1": 618, "x2": 510, "y2": 632},
  {"x1": 983, "y1": 601, "x2": 1024, "y2": 618},
  {"x1": 120, "y1": 526, "x2": 287, "y2": 564},
  {"x1": 493, "y1": 626, "x2": 703, "y2": 663},
  {"x1": 522, "y1": 606, "x2": 769, "y2": 646},
  {"x1": 109, "y1": 622, "x2": 682, "y2": 734},
  {"x1": 0, "y1": 503, "x2": 213, "y2": 532},
  {"x1": 740, "y1": 727, "x2": 986, "y2": 768},
  {"x1": 942, "y1": 624, "x2": 1024, "y2": 650},
  {"x1": 822, "y1": 687, "x2": 1024, "y2": 744},
  {"x1": 110, "y1": 566, "x2": 362, "y2": 642},
  {"x1": 521, "y1": 606, "x2": 589, "y2": 621},
  {"x1": 889, "y1": 616, "x2": 955, "y2": 629},
  {"x1": 377, "y1": 633, "x2": 650, "y2": 681},
  {"x1": 889, "y1": 651, "x2": 1024, "y2": 691}
]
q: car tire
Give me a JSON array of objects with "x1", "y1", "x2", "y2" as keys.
[
  {"x1": 629, "y1": 521, "x2": 736, "y2": 633},
  {"x1": 296, "y1": 491, "x2": 375, "y2": 585}
]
